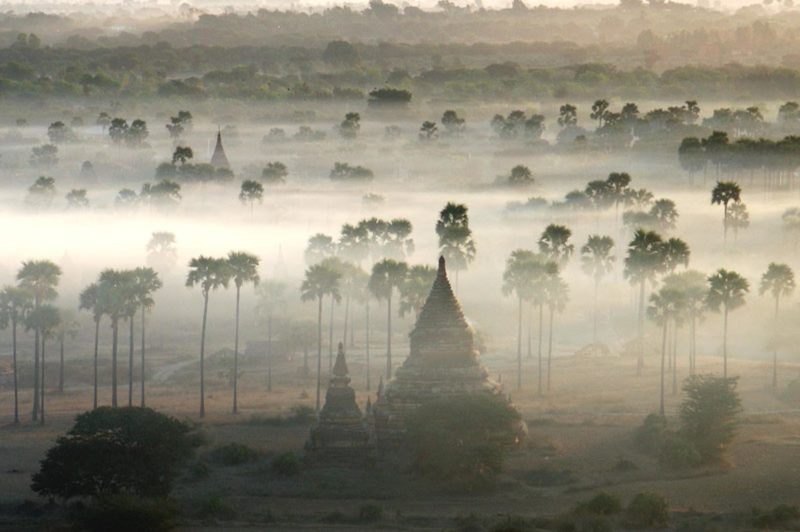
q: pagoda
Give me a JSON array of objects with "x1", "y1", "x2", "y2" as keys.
[
  {"x1": 305, "y1": 343, "x2": 371, "y2": 466},
  {"x1": 210, "y1": 130, "x2": 230, "y2": 169},
  {"x1": 372, "y1": 256, "x2": 502, "y2": 453}
]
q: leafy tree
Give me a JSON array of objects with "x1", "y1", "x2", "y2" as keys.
[
  {"x1": 728, "y1": 201, "x2": 749, "y2": 240},
  {"x1": 115, "y1": 189, "x2": 138, "y2": 208},
  {"x1": 146, "y1": 232, "x2": 178, "y2": 272},
  {"x1": 538, "y1": 224, "x2": 573, "y2": 267},
  {"x1": 66, "y1": 189, "x2": 89, "y2": 209},
  {"x1": 55, "y1": 309, "x2": 79, "y2": 393},
  {"x1": 26, "y1": 176, "x2": 56, "y2": 208},
  {"x1": 126, "y1": 119, "x2": 149, "y2": 147},
  {"x1": 262, "y1": 162, "x2": 288, "y2": 183},
  {"x1": 304, "y1": 233, "x2": 336, "y2": 265},
  {"x1": 507, "y1": 165, "x2": 534, "y2": 187},
  {"x1": 339, "y1": 112, "x2": 361, "y2": 139},
  {"x1": 558, "y1": 103, "x2": 578, "y2": 127},
  {"x1": 663, "y1": 270, "x2": 707, "y2": 375},
  {"x1": 166, "y1": 110, "x2": 192, "y2": 139},
  {"x1": 140, "y1": 180, "x2": 181, "y2": 208},
  {"x1": 368, "y1": 88, "x2": 412, "y2": 106},
  {"x1": 30, "y1": 144, "x2": 59, "y2": 167},
  {"x1": 239, "y1": 180, "x2": 264, "y2": 212},
  {"x1": 300, "y1": 262, "x2": 341, "y2": 411},
  {"x1": 649, "y1": 198, "x2": 679, "y2": 232},
  {"x1": 17, "y1": 260, "x2": 61, "y2": 421},
  {"x1": 711, "y1": 181, "x2": 741, "y2": 243},
  {"x1": 706, "y1": 269, "x2": 749, "y2": 378},
  {"x1": 544, "y1": 270, "x2": 568, "y2": 392},
  {"x1": 436, "y1": 202, "x2": 476, "y2": 289},
  {"x1": 186, "y1": 257, "x2": 232, "y2": 417},
  {"x1": 419, "y1": 120, "x2": 438, "y2": 141},
  {"x1": 0, "y1": 286, "x2": 32, "y2": 424},
  {"x1": 760, "y1": 263, "x2": 795, "y2": 387},
  {"x1": 369, "y1": 259, "x2": 408, "y2": 379},
  {"x1": 678, "y1": 137, "x2": 706, "y2": 178},
  {"x1": 172, "y1": 146, "x2": 193, "y2": 165},
  {"x1": 25, "y1": 304, "x2": 60, "y2": 424},
  {"x1": 581, "y1": 235, "x2": 615, "y2": 347},
  {"x1": 322, "y1": 40, "x2": 359, "y2": 66},
  {"x1": 591, "y1": 99, "x2": 610, "y2": 128},
  {"x1": 32, "y1": 407, "x2": 201, "y2": 499},
  {"x1": 441, "y1": 110, "x2": 465, "y2": 135},
  {"x1": 227, "y1": 251, "x2": 260, "y2": 414},
  {"x1": 329, "y1": 162, "x2": 374, "y2": 181},
  {"x1": 679, "y1": 374, "x2": 741, "y2": 462},
  {"x1": 109, "y1": 118, "x2": 128, "y2": 144},
  {"x1": 47, "y1": 121, "x2": 75, "y2": 144}
]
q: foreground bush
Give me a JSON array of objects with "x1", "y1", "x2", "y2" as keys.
[
  {"x1": 679, "y1": 374, "x2": 741, "y2": 463},
  {"x1": 271, "y1": 452, "x2": 301, "y2": 477},
  {"x1": 70, "y1": 495, "x2": 177, "y2": 532},
  {"x1": 32, "y1": 407, "x2": 202, "y2": 499},
  {"x1": 210, "y1": 442, "x2": 259, "y2": 466},
  {"x1": 626, "y1": 492, "x2": 669, "y2": 529},
  {"x1": 751, "y1": 504, "x2": 800, "y2": 529},
  {"x1": 574, "y1": 492, "x2": 622, "y2": 516}
]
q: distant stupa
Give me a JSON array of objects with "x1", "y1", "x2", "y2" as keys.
[{"x1": 210, "y1": 130, "x2": 230, "y2": 169}]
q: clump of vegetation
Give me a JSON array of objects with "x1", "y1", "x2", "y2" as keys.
[
  {"x1": 187, "y1": 461, "x2": 210, "y2": 481},
  {"x1": 262, "y1": 161, "x2": 288, "y2": 184},
  {"x1": 210, "y1": 442, "x2": 260, "y2": 466},
  {"x1": 626, "y1": 492, "x2": 669, "y2": 529},
  {"x1": 405, "y1": 394, "x2": 521, "y2": 491},
  {"x1": 69, "y1": 495, "x2": 177, "y2": 532},
  {"x1": 194, "y1": 495, "x2": 237, "y2": 521},
  {"x1": 751, "y1": 504, "x2": 800, "y2": 529},
  {"x1": 270, "y1": 452, "x2": 301, "y2": 477},
  {"x1": 247, "y1": 405, "x2": 314, "y2": 426},
  {"x1": 330, "y1": 162, "x2": 374, "y2": 181},
  {"x1": 574, "y1": 492, "x2": 622, "y2": 516}
]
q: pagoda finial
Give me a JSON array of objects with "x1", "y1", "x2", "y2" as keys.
[
  {"x1": 438, "y1": 255, "x2": 446, "y2": 273},
  {"x1": 331, "y1": 342, "x2": 350, "y2": 386}
]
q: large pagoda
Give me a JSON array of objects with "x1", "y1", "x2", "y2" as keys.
[
  {"x1": 372, "y1": 256, "x2": 502, "y2": 453},
  {"x1": 210, "y1": 130, "x2": 230, "y2": 169}
]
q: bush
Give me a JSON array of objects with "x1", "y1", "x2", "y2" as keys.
[
  {"x1": 271, "y1": 452, "x2": 301, "y2": 477},
  {"x1": 679, "y1": 374, "x2": 742, "y2": 463},
  {"x1": 752, "y1": 504, "x2": 800, "y2": 529},
  {"x1": 70, "y1": 495, "x2": 177, "y2": 532},
  {"x1": 195, "y1": 495, "x2": 236, "y2": 521},
  {"x1": 658, "y1": 434, "x2": 701, "y2": 470},
  {"x1": 358, "y1": 503, "x2": 383, "y2": 523},
  {"x1": 626, "y1": 493, "x2": 669, "y2": 529},
  {"x1": 634, "y1": 413, "x2": 668, "y2": 453},
  {"x1": 187, "y1": 461, "x2": 209, "y2": 480},
  {"x1": 32, "y1": 407, "x2": 201, "y2": 499},
  {"x1": 574, "y1": 492, "x2": 622, "y2": 516},
  {"x1": 210, "y1": 443, "x2": 259, "y2": 466}
]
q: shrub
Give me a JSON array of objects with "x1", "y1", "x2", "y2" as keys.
[
  {"x1": 751, "y1": 504, "x2": 800, "y2": 529},
  {"x1": 634, "y1": 413, "x2": 668, "y2": 453},
  {"x1": 329, "y1": 162, "x2": 374, "y2": 181},
  {"x1": 358, "y1": 503, "x2": 383, "y2": 523},
  {"x1": 195, "y1": 495, "x2": 236, "y2": 521},
  {"x1": 210, "y1": 443, "x2": 259, "y2": 466},
  {"x1": 187, "y1": 461, "x2": 209, "y2": 481},
  {"x1": 70, "y1": 495, "x2": 177, "y2": 532},
  {"x1": 658, "y1": 434, "x2": 701, "y2": 469},
  {"x1": 271, "y1": 452, "x2": 301, "y2": 477},
  {"x1": 626, "y1": 493, "x2": 669, "y2": 529},
  {"x1": 574, "y1": 492, "x2": 622, "y2": 516},
  {"x1": 32, "y1": 407, "x2": 201, "y2": 499},
  {"x1": 679, "y1": 374, "x2": 742, "y2": 463}
]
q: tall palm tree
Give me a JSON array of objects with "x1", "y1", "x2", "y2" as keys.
[
  {"x1": 711, "y1": 181, "x2": 742, "y2": 243},
  {"x1": 502, "y1": 249, "x2": 539, "y2": 391},
  {"x1": 623, "y1": 229, "x2": 665, "y2": 375},
  {"x1": 544, "y1": 270, "x2": 569, "y2": 392},
  {"x1": 97, "y1": 269, "x2": 133, "y2": 408},
  {"x1": 17, "y1": 259, "x2": 61, "y2": 421},
  {"x1": 663, "y1": 270, "x2": 707, "y2": 375},
  {"x1": 0, "y1": 286, "x2": 32, "y2": 423},
  {"x1": 606, "y1": 172, "x2": 631, "y2": 218},
  {"x1": 399, "y1": 264, "x2": 437, "y2": 321},
  {"x1": 650, "y1": 198, "x2": 679, "y2": 232},
  {"x1": 660, "y1": 237, "x2": 690, "y2": 273},
  {"x1": 132, "y1": 267, "x2": 162, "y2": 407},
  {"x1": 333, "y1": 260, "x2": 360, "y2": 356},
  {"x1": 55, "y1": 309, "x2": 79, "y2": 393},
  {"x1": 26, "y1": 304, "x2": 60, "y2": 425},
  {"x1": 369, "y1": 259, "x2": 408, "y2": 379},
  {"x1": 122, "y1": 271, "x2": 139, "y2": 408},
  {"x1": 186, "y1": 256, "x2": 232, "y2": 417},
  {"x1": 300, "y1": 262, "x2": 341, "y2": 412},
  {"x1": 79, "y1": 283, "x2": 103, "y2": 409},
  {"x1": 319, "y1": 257, "x2": 345, "y2": 370},
  {"x1": 256, "y1": 280, "x2": 286, "y2": 393},
  {"x1": 580, "y1": 235, "x2": 615, "y2": 347},
  {"x1": 350, "y1": 269, "x2": 372, "y2": 389},
  {"x1": 706, "y1": 269, "x2": 749, "y2": 378},
  {"x1": 227, "y1": 251, "x2": 260, "y2": 414},
  {"x1": 647, "y1": 287, "x2": 685, "y2": 415},
  {"x1": 538, "y1": 224, "x2": 574, "y2": 268},
  {"x1": 436, "y1": 202, "x2": 476, "y2": 290},
  {"x1": 759, "y1": 263, "x2": 795, "y2": 387}
]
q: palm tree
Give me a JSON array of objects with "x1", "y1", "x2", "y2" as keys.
[
  {"x1": 97, "y1": 269, "x2": 133, "y2": 408},
  {"x1": 369, "y1": 259, "x2": 408, "y2": 379},
  {"x1": 399, "y1": 265, "x2": 437, "y2": 321},
  {"x1": 79, "y1": 283, "x2": 104, "y2": 409},
  {"x1": 544, "y1": 270, "x2": 569, "y2": 392},
  {"x1": 227, "y1": 251, "x2": 260, "y2": 414},
  {"x1": 122, "y1": 271, "x2": 139, "y2": 408},
  {"x1": 538, "y1": 224, "x2": 574, "y2": 268},
  {"x1": 502, "y1": 249, "x2": 539, "y2": 391},
  {"x1": 647, "y1": 287, "x2": 685, "y2": 415},
  {"x1": 650, "y1": 199, "x2": 679, "y2": 232},
  {"x1": 300, "y1": 262, "x2": 341, "y2": 412},
  {"x1": 256, "y1": 280, "x2": 286, "y2": 393},
  {"x1": 0, "y1": 286, "x2": 32, "y2": 423},
  {"x1": 663, "y1": 270, "x2": 706, "y2": 375},
  {"x1": 26, "y1": 304, "x2": 60, "y2": 425},
  {"x1": 186, "y1": 256, "x2": 232, "y2": 417},
  {"x1": 350, "y1": 269, "x2": 372, "y2": 388},
  {"x1": 606, "y1": 172, "x2": 631, "y2": 218},
  {"x1": 623, "y1": 230, "x2": 665, "y2": 375},
  {"x1": 335, "y1": 260, "x2": 361, "y2": 353},
  {"x1": 706, "y1": 269, "x2": 749, "y2": 378},
  {"x1": 436, "y1": 203, "x2": 476, "y2": 290},
  {"x1": 132, "y1": 267, "x2": 162, "y2": 407},
  {"x1": 320, "y1": 256, "x2": 345, "y2": 370},
  {"x1": 55, "y1": 310, "x2": 79, "y2": 393},
  {"x1": 760, "y1": 263, "x2": 795, "y2": 387},
  {"x1": 711, "y1": 181, "x2": 742, "y2": 243},
  {"x1": 17, "y1": 259, "x2": 61, "y2": 421},
  {"x1": 580, "y1": 235, "x2": 615, "y2": 347},
  {"x1": 660, "y1": 237, "x2": 690, "y2": 272}
]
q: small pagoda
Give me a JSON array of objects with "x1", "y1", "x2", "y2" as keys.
[
  {"x1": 210, "y1": 130, "x2": 230, "y2": 169},
  {"x1": 372, "y1": 256, "x2": 502, "y2": 453},
  {"x1": 305, "y1": 343, "x2": 371, "y2": 466}
]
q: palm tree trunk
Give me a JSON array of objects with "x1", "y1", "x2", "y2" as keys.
[
  {"x1": 32, "y1": 326, "x2": 40, "y2": 421},
  {"x1": 365, "y1": 299, "x2": 371, "y2": 391},
  {"x1": 315, "y1": 296, "x2": 323, "y2": 412},
  {"x1": 12, "y1": 317, "x2": 18, "y2": 424},
  {"x1": 723, "y1": 305, "x2": 728, "y2": 379},
  {"x1": 200, "y1": 292, "x2": 209, "y2": 418},
  {"x1": 58, "y1": 336, "x2": 64, "y2": 393},
  {"x1": 342, "y1": 293, "x2": 350, "y2": 346},
  {"x1": 690, "y1": 312, "x2": 696, "y2": 375},
  {"x1": 93, "y1": 318, "x2": 99, "y2": 409},
  {"x1": 140, "y1": 307, "x2": 146, "y2": 407},
  {"x1": 112, "y1": 318, "x2": 118, "y2": 408},
  {"x1": 526, "y1": 302, "x2": 532, "y2": 359},
  {"x1": 386, "y1": 293, "x2": 393, "y2": 379},
  {"x1": 516, "y1": 295, "x2": 522, "y2": 391},
  {"x1": 593, "y1": 277, "x2": 599, "y2": 348},
  {"x1": 672, "y1": 322, "x2": 678, "y2": 395},
  {"x1": 547, "y1": 305, "x2": 554, "y2": 392},
  {"x1": 659, "y1": 319, "x2": 668, "y2": 416},
  {"x1": 328, "y1": 297, "x2": 335, "y2": 371},
  {"x1": 537, "y1": 304, "x2": 543, "y2": 395},
  {"x1": 773, "y1": 294, "x2": 780, "y2": 388},
  {"x1": 637, "y1": 280, "x2": 645, "y2": 376},
  {"x1": 233, "y1": 285, "x2": 240, "y2": 414},
  {"x1": 267, "y1": 312, "x2": 273, "y2": 392},
  {"x1": 40, "y1": 337, "x2": 46, "y2": 425},
  {"x1": 128, "y1": 316, "x2": 134, "y2": 407},
  {"x1": 723, "y1": 203, "x2": 729, "y2": 244}
]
